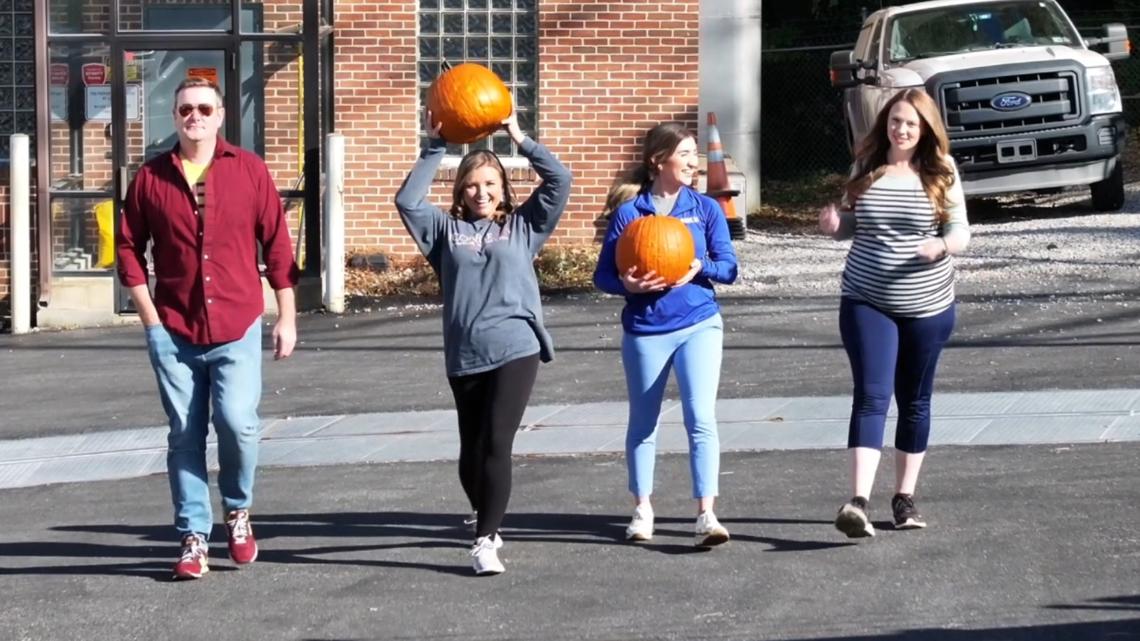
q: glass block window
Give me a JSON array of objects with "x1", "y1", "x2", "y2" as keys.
[
  {"x1": 0, "y1": 0, "x2": 36, "y2": 160},
  {"x1": 418, "y1": 0, "x2": 538, "y2": 157}
]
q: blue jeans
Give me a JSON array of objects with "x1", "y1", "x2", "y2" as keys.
[
  {"x1": 622, "y1": 313, "x2": 723, "y2": 499},
  {"x1": 839, "y1": 298, "x2": 956, "y2": 453},
  {"x1": 145, "y1": 320, "x2": 263, "y2": 540}
]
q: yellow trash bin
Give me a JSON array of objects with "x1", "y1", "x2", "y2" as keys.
[{"x1": 94, "y1": 200, "x2": 115, "y2": 268}]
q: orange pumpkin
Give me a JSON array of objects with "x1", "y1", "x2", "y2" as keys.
[
  {"x1": 427, "y1": 62, "x2": 513, "y2": 144},
  {"x1": 615, "y1": 216, "x2": 696, "y2": 285}
]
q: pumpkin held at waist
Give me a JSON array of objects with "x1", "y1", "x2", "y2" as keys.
[{"x1": 615, "y1": 215, "x2": 696, "y2": 285}]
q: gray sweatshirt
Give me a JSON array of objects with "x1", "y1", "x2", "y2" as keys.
[{"x1": 394, "y1": 137, "x2": 572, "y2": 377}]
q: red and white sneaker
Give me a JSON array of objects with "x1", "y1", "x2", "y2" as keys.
[
  {"x1": 172, "y1": 534, "x2": 209, "y2": 580},
  {"x1": 225, "y1": 509, "x2": 258, "y2": 565}
]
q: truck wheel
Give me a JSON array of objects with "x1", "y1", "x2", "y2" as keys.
[{"x1": 1091, "y1": 162, "x2": 1125, "y2": 212}]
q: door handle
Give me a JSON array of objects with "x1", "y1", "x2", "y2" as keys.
[{"x1": 119, "y1": 166, "x2": 128, "y2": 201}]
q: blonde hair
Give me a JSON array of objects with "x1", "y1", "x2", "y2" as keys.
[{"x1": 842, "y1": 88, "x2": 956, "y2": 222}]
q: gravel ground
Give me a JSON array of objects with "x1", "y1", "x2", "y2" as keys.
[{"x1": 725, "y1": 182, "x2": 1140, "y2": 300}]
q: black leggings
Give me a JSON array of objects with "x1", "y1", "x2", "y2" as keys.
[{"x1": 447, "y1": 353, "x2": 539, "y2": 538}]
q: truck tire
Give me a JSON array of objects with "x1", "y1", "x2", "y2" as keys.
[{"x1": 1091, "y1": 162, "x2": 1124, "y2": 212}]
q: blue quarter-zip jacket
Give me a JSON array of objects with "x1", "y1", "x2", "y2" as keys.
[{"x1": 593, "y1": 186, "x2": 738, "y2": 335}]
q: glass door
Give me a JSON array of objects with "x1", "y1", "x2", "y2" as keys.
[{"x1": 112, "y1": 45, "x2": 235, "y2": 312}]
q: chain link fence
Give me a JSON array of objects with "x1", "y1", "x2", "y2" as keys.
[{"x1": 761, "y1": 18, "x2": 1140, "y2": 188}]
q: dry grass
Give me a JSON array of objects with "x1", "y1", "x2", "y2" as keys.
[
  {"x1": 345, "y1": 258, "x2": 440, "y2": 298},
  {"x1": 344, "y1": 243, "x2": 601, "y2": 298}
]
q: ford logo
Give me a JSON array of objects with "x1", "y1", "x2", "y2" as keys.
[{"x1": 990, "y1": 92, "x2": 1033, "y2": 111}]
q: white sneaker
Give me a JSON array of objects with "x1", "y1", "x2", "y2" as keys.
[
  {"x1": 625, "y1": 504, "x2": 654, "y2": 541},
  {"x1": 471, "y1": 534, "x2": 505, "y2": 575},
  {"x1": 694, "y1": 511, "x2": 730, "y2": 547}
]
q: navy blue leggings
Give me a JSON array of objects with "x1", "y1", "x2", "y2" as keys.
[{"x1": 839, "y1": 298, "x2": 955, "y2": 453}]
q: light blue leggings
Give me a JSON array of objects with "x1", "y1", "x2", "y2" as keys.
[{"x1": 622, "y1": 313, "x2": 723, "y2": 499}]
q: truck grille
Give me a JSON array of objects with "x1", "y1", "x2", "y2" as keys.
[{"x1": 939, "y1": 71, "x2": 1079, "y2": 133}]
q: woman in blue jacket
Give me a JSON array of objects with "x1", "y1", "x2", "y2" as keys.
[{"x1": 594, "y1": 122, "x2": 738, "y2": 547}]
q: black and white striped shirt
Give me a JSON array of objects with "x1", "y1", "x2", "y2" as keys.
[{"x1": 841, "y1": 171, "x2": 967, "y2": 318}]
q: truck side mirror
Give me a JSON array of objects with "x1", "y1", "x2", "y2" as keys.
[
  {"x1": 830, "y1": 50, "x2": 863, "y2": 89},
  {"x1": 1088, "y1": 23, "x2": 1131, "y2": 61}
]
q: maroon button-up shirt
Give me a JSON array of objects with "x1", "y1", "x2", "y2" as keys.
[{"x1": 116, "y1": 138, "x2": 299, "y2": 345}]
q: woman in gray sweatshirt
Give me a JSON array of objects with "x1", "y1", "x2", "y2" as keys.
[{"x1": 394, "y1": 109, "x2": 571, "y2": 576}]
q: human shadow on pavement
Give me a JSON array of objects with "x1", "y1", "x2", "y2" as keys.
[
  {"x1": 296, "y1": 614, "x2": 1140, "y2": 641},
  {"x1": 253, "y1": 510, "x2": 844, "y2": 554},
  {"x1": 648, "y1": 515, "x2": 851, "y2": 554},
  {"x1": 32, "y1": 510, "x2": 848, "y2": 577},
  {"x1": 49, "y1": 517, "x2": 473, "y2": 577},
  {"x1": 1046, "y1": 594, "x2": 1140, "y2": 612},
  {"x1": 774, "y1": 615, "x2": 1140, "y2": 640},
  {"x1": 0, "y1": 540, "x2": 233, "y2": 581}
]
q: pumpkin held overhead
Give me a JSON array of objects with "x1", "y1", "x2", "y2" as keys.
[{"x1": 427, "y1": 62, "x2": 513, "y2": 144}]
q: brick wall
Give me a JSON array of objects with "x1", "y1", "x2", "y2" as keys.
[
  {"x1": 0, "y1": 0, "x2": 701, "y2": 315},
  {"x1": 0, "y1": 181, "x2": 37, "y2": 322},
  {"x1": 332, "y1": 0, "x2": 700, "y2": 261}
]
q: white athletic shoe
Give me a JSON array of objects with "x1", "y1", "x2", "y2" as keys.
[
  {"x1": 471, "y1": 534, "x2": 505, "y2": 575},
  {"x1": 694, "y1": 511, "x2": 730, "y2": 547},
  {"x1": 625, "y1": 504, "x2": 654, "y2": 541}
]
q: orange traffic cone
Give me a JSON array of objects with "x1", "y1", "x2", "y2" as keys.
[{"x1": 704, "y1": 112, "x2": 744, "y2": 239}]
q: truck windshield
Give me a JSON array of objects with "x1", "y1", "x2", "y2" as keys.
[{"x1": 887, "y1": 1, "x2": 1079, "y2": 62}]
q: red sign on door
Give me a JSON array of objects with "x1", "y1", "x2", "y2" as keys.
[
  {"x1": 187, "y1": 67, "x2": 219, "y2": 86},
  {"x1": 50, "y1": 63, "x2": 69, "y2": 86},
  {"x1": 82, "y1": 63, "x2": 107, "y2": 86}
]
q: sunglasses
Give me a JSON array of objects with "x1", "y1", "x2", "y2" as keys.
[{"x1": 176, "y1": 103, "x2": 217, "y2": 117}]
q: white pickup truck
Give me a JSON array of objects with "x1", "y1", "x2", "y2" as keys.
[{"x1": 829, "y1": 0, "x2": 1131, "y2": 211}]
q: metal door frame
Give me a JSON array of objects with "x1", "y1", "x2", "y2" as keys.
[
  {"x1": 34, "y1": 0, "x2": 324, "y2": 315},
  {"x1": 109, "y1": 39, "x2": 238, "y2": 312}
]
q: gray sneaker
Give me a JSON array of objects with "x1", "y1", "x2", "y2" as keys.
[
  {"x1": 835, "y1": 496, "x2": 875, "y2": 538},
  {"x1": 892, "y1": 493, "x2": 927, "y2": 530}
]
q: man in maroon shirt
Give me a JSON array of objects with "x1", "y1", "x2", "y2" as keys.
[{"x1": 116, "y1": 77, "x2": 299, "y2": 581}]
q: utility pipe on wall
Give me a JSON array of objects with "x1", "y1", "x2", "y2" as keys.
[
  {"x1": 323, "y1": 133, "x2": 345, "y2": 314},
  {"x1": 10, "y1": 134, "x2": 30, "y2": 334}
]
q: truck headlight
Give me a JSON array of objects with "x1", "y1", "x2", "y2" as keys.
[{"x1": 1088, "y1": 66, "x2": 1123, "y2": 115}]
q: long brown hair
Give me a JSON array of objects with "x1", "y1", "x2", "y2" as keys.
[
  {"x1": 449, "y1": 149, "x2": 516, "y2": 222},
  {"x1": 603, "y1": 122, "x2": 696, "y2": 214},
  {"x1": 842, "y1": 88, "x2": 956, "y2": 222}
]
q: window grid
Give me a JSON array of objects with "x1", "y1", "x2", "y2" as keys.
[
  {"x1": 0, "y1": 0, "x2": 36, "y2": 160},
  {"x1": 417, "y1": 0, "x2": 538, "y2": 157}
]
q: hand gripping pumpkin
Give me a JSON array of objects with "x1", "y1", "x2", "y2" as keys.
[
  {"x1": 427, "y1": 62, "x2": 513, "y2": 144},
  {"x1": 615, "y1": 215, "x2": 697, "y2": 285}
]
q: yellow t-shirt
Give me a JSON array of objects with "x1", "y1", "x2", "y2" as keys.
[{"x1": 181, "y1": 158, "x2": 210, "y2": 187}]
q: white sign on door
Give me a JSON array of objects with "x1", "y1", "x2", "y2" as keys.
[
  {"x1": 85, "y1": 84, "x2": 141, "y2": 122},
  {"x1": 50, "y1": 86, "x2": 68, "y2": 122}
]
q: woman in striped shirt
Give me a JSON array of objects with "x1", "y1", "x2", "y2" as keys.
[{"x1": 819, "y1": 88, "x2": 970, "y2": 538}]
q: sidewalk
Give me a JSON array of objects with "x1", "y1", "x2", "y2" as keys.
[{"x1": 4, "y1": 388, "x2": 1140, "y2": 489}]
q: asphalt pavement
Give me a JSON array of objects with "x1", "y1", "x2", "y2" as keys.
[
  {"x1": 0, "y1": 446, "x2": 1137, "y2": 641},
  {"x1": 2, "y1": 286, "x2": 1138, "y2": 440},
  {"x1": 1, "y1": 246, "x2": 1139, "y2": 640}
]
